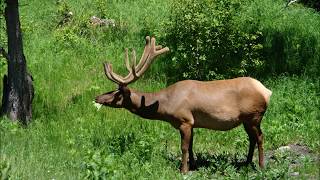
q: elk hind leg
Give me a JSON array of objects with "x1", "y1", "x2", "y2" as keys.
[
  {"x1": 255, "y1": 124, "x2": 264, "y2": 168},
  {"x1": 188, "y1": 128, "x2": 196, "y2": 170},
  {"x1": 243, "y1": 115, "x2": 264, "y2": 168},
  {"x1": 244, "y1": 123, "x2": 257, "y2": 165}
]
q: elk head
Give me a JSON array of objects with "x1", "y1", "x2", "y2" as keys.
[{"x1": 95, "y1": 36, "x2": 169, "y2": 108}]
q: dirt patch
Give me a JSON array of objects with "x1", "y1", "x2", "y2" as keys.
[
  {"x1": 266, "y1": 144, "x2": 316, "y2": 161},
  {"x1": 276, "y1": 144, "x2": 312, "y2": 155},
  {"x1": 266, "y1": 143, "x2": 319, "y2": 178}
]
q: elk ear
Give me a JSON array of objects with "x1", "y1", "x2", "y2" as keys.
[{"x1": 119, "y1": 85, "x2": 131, "y2": 98}]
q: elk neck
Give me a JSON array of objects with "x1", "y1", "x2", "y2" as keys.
[{"x1": 123, "y1": 88, "x2": 166, "y2": 120}]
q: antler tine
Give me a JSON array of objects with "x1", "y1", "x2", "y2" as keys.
[
  {"x1": 155, "y1": 45, "x2": 162, "y2": 50},
  {"x1": 103, "y1": 47, "x2": 138, "y2": 85},
  {"x1": 103, "y1": 48, "x2": 139, "y2": 86},
  {"x1": 102, "y1": 36, "x2": 169, "y2": 86},
  {"x1": 103, "y1": 62, "x2": 127, "y2": 85},
  {"x1": 135, "y1": 37, "x2": 169, "y2": 77},
  {"x1": 155, "y1": 46, "x2": 170, "y2": 56},
  {"x1": 135, "y1": 36, "x2": 151, "y2": 71},
  {"x1": 131, "y1": 49, "x2": 137, "y2": 77},
  {"x1": 124, "y1": 48, "x2": 131, "y2": 72},
  {"x1": 116, "y1": 36, "x2": 152, "y2": 83},
  {"x1": 149, "y1": 37, "x2": 170, "y2": 60},
  {"x1": 103, "y1": 62, "x2": 118, "y2": 84}
]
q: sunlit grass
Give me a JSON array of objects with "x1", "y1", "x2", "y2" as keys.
[
  {"x1": 1, "y1": 76, "x2": 318, "y2": 179},
  {"x1": 0, "y1": 0, "x2": 319, "y2": 179}
]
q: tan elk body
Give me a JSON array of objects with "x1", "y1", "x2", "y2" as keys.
[{"x1": 95, "y1": 36, "x2": 272, "y2": 173}]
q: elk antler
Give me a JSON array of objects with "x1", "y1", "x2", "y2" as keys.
[{"x1": 104, "y1": 36, "x2": 169, "y2": 86}]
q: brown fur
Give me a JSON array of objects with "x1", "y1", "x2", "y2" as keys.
[{"x1": 96, "y1": 77, "x2": 272, "y2": 173}]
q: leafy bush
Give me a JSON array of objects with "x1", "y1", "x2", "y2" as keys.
[
  {"x1": 158, "y1": 0, "x2": 320, "y2": 81},
  {"x1": 158, "y1": 0, "x2": 264, "y2": 81}
]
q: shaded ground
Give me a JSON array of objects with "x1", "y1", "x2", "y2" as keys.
[{"x1": 165, "y1": 143, "x2": 319, "y2": 178}]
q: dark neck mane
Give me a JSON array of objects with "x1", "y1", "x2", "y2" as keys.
[{"x1": 123, "y1": 90, "x2": 162, "y2": 119}]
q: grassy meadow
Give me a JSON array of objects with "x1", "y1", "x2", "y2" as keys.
[{"x1": 0, "y1": 0, "x2": 319, "y2": 179}]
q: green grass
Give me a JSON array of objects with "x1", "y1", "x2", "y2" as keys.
[
  {"x1": 1, "y1": 76, "x2": 319, "y2": 179},
  {"x1": 0, "y1": 0, "x2": 319, "y2": 179}
]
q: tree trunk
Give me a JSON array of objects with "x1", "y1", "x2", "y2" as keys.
[{"x1": 1, "y1": 0, "x2": 34, "y2": 125}]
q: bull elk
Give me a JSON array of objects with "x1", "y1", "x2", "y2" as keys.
[{"x1": 95, "y1": 36, "x2": 272, "y2": 173}]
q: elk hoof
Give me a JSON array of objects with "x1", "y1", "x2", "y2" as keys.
[{"x1": 180, "y1": 166, "x2": 189, "y2": 174}]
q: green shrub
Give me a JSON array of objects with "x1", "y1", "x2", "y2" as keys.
[
  {"x1": 158, "y1": 0, "x2": 264, "y2": 81},
  {"x1": 158, "y1": 0, "x2": 320, "y2": 81}
]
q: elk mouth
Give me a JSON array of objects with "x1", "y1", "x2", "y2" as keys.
[
  {"x1": 95, "y1": 94, "x2": 109, "y2": 105},
  {"x1": 95, "y1": 91, "x2": 123, "y2": 108},
  {"x1": 94, "y1": 100, "x2": 105, "y2": 109}
]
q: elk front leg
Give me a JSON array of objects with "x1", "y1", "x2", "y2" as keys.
[{"x1": 179, "y1": 123, "x2": 192, "y2": 173}]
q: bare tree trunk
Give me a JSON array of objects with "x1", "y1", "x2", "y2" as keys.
[{"x1": 1, "y1": 0, "x2": 34, "y2": 125}]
